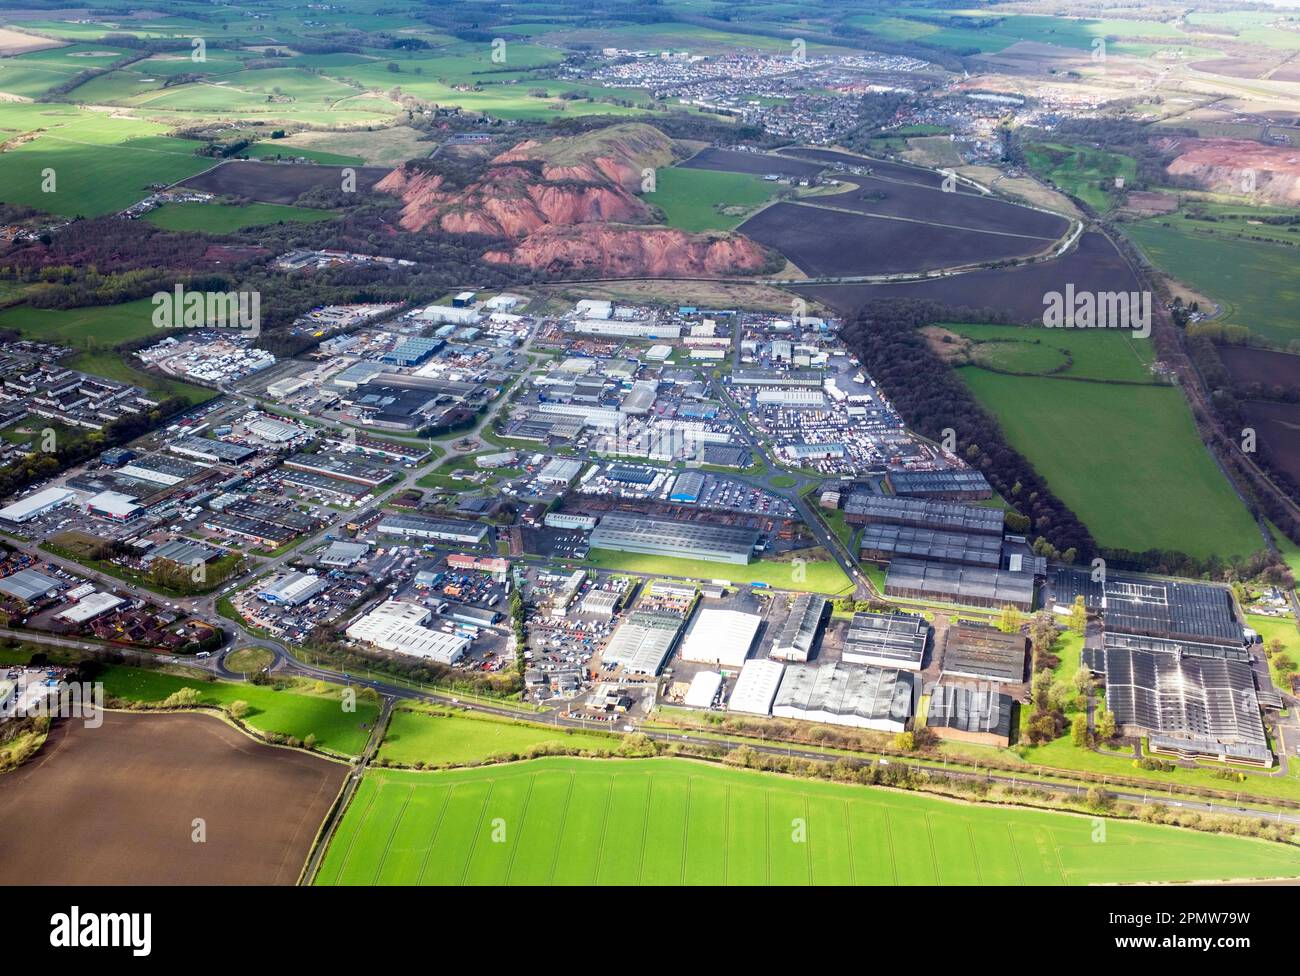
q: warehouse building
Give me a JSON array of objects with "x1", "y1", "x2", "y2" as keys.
[
  {"x1": 580, "y1": 589, "x2": 619, "y2": 617},
  {"x1": 84, "y1": 490, "x2": 144, "y2": 522},
  {"x1": 243, "y1": 414, "x2": 304, "y2": 444},
  {"x1": 0, "y1": 486, "x2": 77, "y2": 524},
  {"x1": 843, "y1": 495, "x2": 1004, "y2": 535},
  {"x1": 773, "y1": 662, "x2": 916, "y2": 732},
  {"x1": 142, "y1": 539, "x2": 223, "y2": 569},
  {"x1": 589, "y1": 513, "x2": 760, "y2": 565},
  {"x1": 924, "y1": 680, "x2": 1014, "y2": 747},
  {"x1": 346, "y1": 600, "x2": 470, "y2": 665},
  {"x1": 886, "y1": 558, "x2": 1035, "y2": 612},
  {"x1": 842, "y1": 611, "x2": 929, "y2": 671},
  {"x1": 669, "y1": 471, "x2": 706, "y2": 504},
  {"x1": 0, "y1": 569, "x2": 62, "y2": 605},
  {"x1": 601, "y1": 610, "x2": 684, "y2": 675},
  {"x1": 203, "y1": 510, "x2": 297, "y2": 548},
  {"x1": 259, "y1": 571, "x2": 327, "y2": 607},
  {"x1": 859, "y1": 523, "x2": 1003, "y2": 568},
  {"x1": 727, "y1": 658, "x2": 786, "y2": 715},
  {"x1": 885, "y1": 468, "x2": 992, "y2": 500},
  {"x1": 284, "y1": 453, "x2": 392, "y2": 487},
  {"x1": 376, "y1": 514, "x2": 488, "y2": 546},
  {"x1": 1081, "y1": 642, "x2": 1269, "y2": 765},
  {"x1": 770, "y1": 593, "x2": 826, "y2": 662},
  {"x1": 683, "y1": 670, "x2": 723, "y2": 709},
  {"x1": 318, "y1": 540, "x2": 370, "y2": 568},
  {"x1": 942, "y1": 624, "x2": 1027, "y2": 683},
  {"x1": 278, "y1": 467, "x2": 371, "y2": 501},
  {"x1": 731, "y1": 369, "x2": 824, "y2": 388},
  {"x1": 1051, "y1": 567, "x2": 1242, "y2": 646},
  {"x1": 119, "y1": 454, "x2": 204, "y2": 487},
  {"x1": 55, "y1": 591, "x2": 125, "y2": 625},
  {"x1": 537, "y1": 457, "x2": 583, "y2": 486},
  {"x1": 679, "y1": 608, "x2": 762, "y2": 668},
  {"x1": 168, "y1": 436, "x2": 256, "y2": 465}
]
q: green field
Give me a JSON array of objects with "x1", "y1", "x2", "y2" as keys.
[
  {"x1": 644, "y1": 167, "x2": 779, "y2": 232},
  {"x1": 314, "y1": 757, "x2": 1300, "y2": 885},
  {"x1": 1124, "y1": 218, "x2": 1300, "y2": 346},
  {"x1": 959, "y1": 367, "x2": 1261, "y2": 558},
  {"x1": 144, "y1": 201, "x2": 336, "y2": 233},
  {"x1": 942, "y1": 322, "x2": 1156, "y2": 382},
  {"x1": 582, "y1": 548, "x2": 854, "y2": 595},
  {"x1": 1025, "y1": 143, "x2": 1136, "y2": 214},
  {"x1": 379, "y1": 708, "x2": 619, "y2": 766},
  {"x1": 99, "y1": 665, "x2": 379, "y2": 756}
]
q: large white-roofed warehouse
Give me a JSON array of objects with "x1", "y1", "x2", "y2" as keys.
[
  {"x1": 728, "y1": 658, "x2": 785, "y2": 715},
  {"x1": 679, "y1": 608, "x2": 762, "y2": 669},
  {"x1": 600, "y1": 610, "x2": 684, "y2": 675}
]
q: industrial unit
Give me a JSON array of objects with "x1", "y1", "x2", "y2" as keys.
[{"x1": 588, "y1": 513, "x2": 760, "y2": 565}]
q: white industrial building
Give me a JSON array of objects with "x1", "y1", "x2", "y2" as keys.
[
  {"x1": 346, "y1": 600, "x2": 470, "y2": 665},
  {"x1": 0, "y1": 486, "x2": 77, "y2": 523},
  {"x1": 55, "y1": 591, "x2": 125, "y2": 624},
  {"x1": 772, "y1": 663, "x2": 915, "y2": 732},
  {"x1": 727, "y1": 658, "x2": 785, "y2": 715},
  {"x1": 258, "y1": 571, "x2": 327, "y2": 607},
  {"x1": 683, "y1": 670, "x2": 723, "y2": 709},
  {"x1": 679, "y1": 609, "x2": 761, "y2": 669}
]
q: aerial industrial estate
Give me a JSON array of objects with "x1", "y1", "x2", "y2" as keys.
[{"x1": 4, "y1": 1, "x2": 1300, "y2": 914}]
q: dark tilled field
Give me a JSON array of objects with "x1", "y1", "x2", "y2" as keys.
[
  {"x1": 0, "y1": 711, "x2": 346, "y2": 884},
  {"x1": 1243, "y1": 400, "x2": 1300, "y2": 483},
  {"x1": 794, "y1": 231, "x2": 1139, "y2": 322},
  {"x1": 819, "y1": 175, "x2": 1068, "y2": 239},
  {"x1": 739, "y1": 202, "x2": 1050, "y2": 277},
  {"x1": 678, "y1": 147, "x2": 823, "y2": 179},
  {"x1": 182, "y1": 160, "x2": 391, "y2": 205},
  {"x1": 1219, "y1": 346, "x2": 1300, "y2": 388}
]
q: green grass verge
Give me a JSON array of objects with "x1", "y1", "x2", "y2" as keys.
[
  {"x1": 582, "y1": 547, "x2": 853, "y2": 595},
  {"x1": 378, "y1": 707, "x2": 619, "y2": 766}
]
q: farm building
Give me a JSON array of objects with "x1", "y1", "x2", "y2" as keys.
[
  {"x1": 885, "y1": 558, "x2": 1035, "y2": 611},
  {"x1": 589, "y1": 514, "x2": 760, "y2": 565},
  {"x1": 924, "y1": 681, "x2": 1014, "y2": 747},
  {"x1": 728, "y1": 658, "x2": 786, "y2": 715},
  {"x1": 842, "y1": 494, "x2": 1004, "y2": 535},
  {"x1": 942, "y1": 624, "x2": 1027, "y2": 683},
  {"x1": 842, "y1": 611, "x2": 929, "y2": 671},
  {"x1": 1082, "y1": 642, "x2": 1269, "y2": 766},
  {"x1": 770, "y1": 593, "x2": 827, "y2": 662},
  {"x1": 772, "y1": 662, "x2": 916, "y2": 732},
  {"x1": 680, "y1": 609, "x2": 762, "y2": 669}
]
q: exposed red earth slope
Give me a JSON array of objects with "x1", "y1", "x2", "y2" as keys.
[
  {"x1": 377, "y1": 122, "x2": 777, "y2": 277},
  {"x1": 1163, "y1": 137, "x2": 1300, "y2": 204}
]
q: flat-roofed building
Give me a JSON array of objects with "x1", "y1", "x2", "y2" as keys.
[
  {"x1": 859, "y1": 523, "x2": 1003, "y2": 568},
  {"x1": 680, "y1": 608, "x2": 761, "y2": 669},
  {"x1": 942, "y1": 623, "x2": 1027, "y2": 683},
  {"x1": 346, "y1": 600, "x2": 470, "y2": 665},
  {"x1": 0, "y1": 568, "x2": 62, "y2": 604},
  {"x1": 843, "y1": 495, "x2": 1004, "y2": 535},
  {"x1": 683, "y1": 670, "x2": 723, "y2": 709},
  {"x1": 886, "y1": 558, "x2": 1034, "y2": 612},
  {"x1": 842, "y1": 611, "x2": 929, "y2": 671},
  {"x1": 1082, "y1": 642, "x2": 1269, "y2": 766},
  {"x1": 773, "y1": 662, "x2": 916, "y2": 732},
  {"x1": 55, "y1": 591, "x2": 124, "y2": 625},
  {"x1": 728, "y1": 658, "x2": 786, "y2": 715},
  {"x1": 925, "y1": 680, "x2": 1014, "y2": 747},
  {"x1": 258, "y1": 571, "x2": 327, "y2": 607},
  {"x1": 168, "y1": 436, "x2": 256, "y2": 465},
  {"x1": 885, "y1": 468, "x2": 992, "y2": 500},
  {"x1": 770, "y1": 593, "x2": 826, "y2": 662},
  {"x1": 601, "y1": 610, "x2": 684, "y2": 675},
  {"x1": 0, "y1": 486, "x2": 77, "y2": 524},
  {"x1": 376, "y1": 514, "x2": 488, "y2": 545},
  {"x1": 84, "y1": 490, "x2": 143, "y2": 522},
  {"x1": 589, "y1": 513, "x2": 760, "y2": 565}
]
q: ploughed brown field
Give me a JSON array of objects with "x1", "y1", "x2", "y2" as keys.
[
  {"x1": 0, "y1": 711, "x2": 346, "y2": 885},
  {"x1": 1219, "y1": 345, "x2": 1300, "y2": 389},
  {"x1": 1242, "y1": 400, "x2": 1300, "y2": 485},
  {"x1": 182, "y1": 160, "x2": 391, "y2": 205}
]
